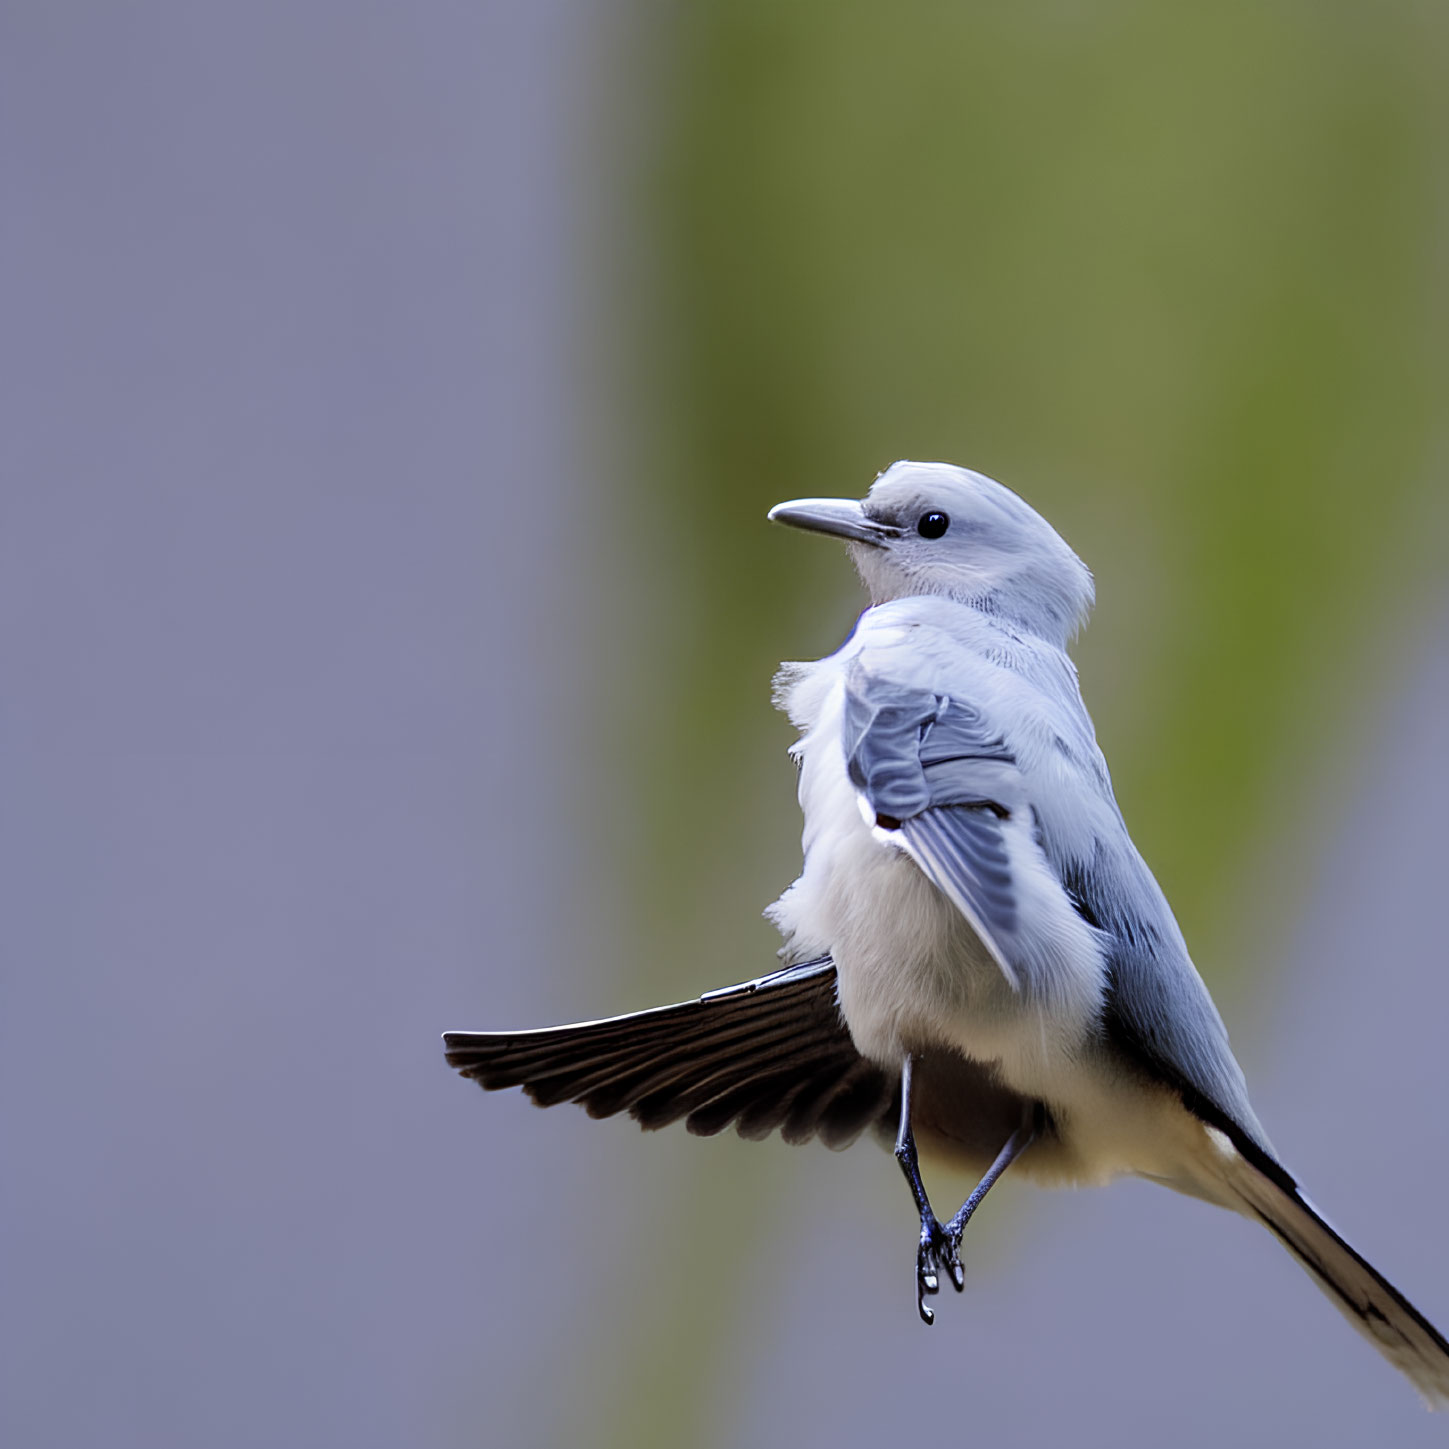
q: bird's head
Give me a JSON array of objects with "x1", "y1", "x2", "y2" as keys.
[{"x1": 769, "y1": 460, "x2": 1094, "y2": 646}]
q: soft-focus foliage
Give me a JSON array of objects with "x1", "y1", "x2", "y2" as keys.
[{"x1": 575, "y1": 6, "x2": 1448, "y2": 1445}]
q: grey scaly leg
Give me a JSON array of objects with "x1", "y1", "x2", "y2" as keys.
[
  {"x1": 895, "y1": 1065, "x2": 1042, "y2": 1325},
  {"x1": 893, "y1": 1055, "x2": 952, "y2": 1323},
  {"x1": 936, "y1": 1102, "x2": 1043, "y2": 1291}
]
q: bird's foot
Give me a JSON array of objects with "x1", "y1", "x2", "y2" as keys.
[{"x1": 915, "y1": 1215, "x2": 966, "y2": 1324}]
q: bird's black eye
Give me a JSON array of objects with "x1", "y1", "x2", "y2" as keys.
[{"x1": 917, "y1": 511, "x2": 950, "y2": 539}]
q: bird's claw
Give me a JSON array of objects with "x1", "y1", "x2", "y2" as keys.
[
  {"x1": 946, "y1": 1251, "x2": 966, "y2": 1292},
  {"x1": 915, "y1": 1217, "x2": 962, "y2": 1323}
]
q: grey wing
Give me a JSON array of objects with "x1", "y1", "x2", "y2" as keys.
[
  {"x1": 443, "y1": 957, "x2": 896, "y2": 1149},
  {"x1": 844, "y1": 659, "x2": 1273, "y2": 1157},
  {"x1": 1054, "y1": 832, "x2": 1273, "y2": 1156},
  {"x1": 842, "y1": 667, "x2": 1026, "y2": 987},
  {"x1": 1025, "y1": 676, "x2": 1272, "y2": 1152}
]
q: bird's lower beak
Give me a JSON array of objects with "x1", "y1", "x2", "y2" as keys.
[{"x1": 767, "y1": 498, "x2": 900, "y2": 547}]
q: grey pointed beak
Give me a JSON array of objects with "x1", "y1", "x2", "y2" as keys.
[{"x1": 767, "y1": 497, "x2": 901, "y2": 547}]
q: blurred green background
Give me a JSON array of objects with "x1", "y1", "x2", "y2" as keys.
[{"x1": 579, "y1": 5, "x2": 1448, "y2": 1443}]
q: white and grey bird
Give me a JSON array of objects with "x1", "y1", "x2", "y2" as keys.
[{"x1": 444, "y1": 458, "x2": 1449, "y2": 1403}]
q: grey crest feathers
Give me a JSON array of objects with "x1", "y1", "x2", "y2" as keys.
[{"x1": 852, "y1": 460, "x2": 1095, "y2": 645}]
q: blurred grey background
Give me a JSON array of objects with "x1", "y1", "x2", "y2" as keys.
[{"x1": 3, "y1": 5, "x2": 1447, "y2": 1446}]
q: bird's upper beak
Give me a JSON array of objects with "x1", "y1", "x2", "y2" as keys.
[{"x1": 766, "y1": 498, "x2": 901, "y2": 547}]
